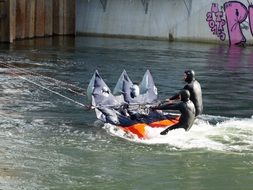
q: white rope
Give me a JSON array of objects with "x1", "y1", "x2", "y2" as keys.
[
  {"x1": 18, "y1": 75, "x2": 86, "y2": 107},
  {"x1": 0, "y1": 61, "x2": 86, "y2": 96},
  {"x1": 1, "y1": 62, "x2": 87, "y2": 108}
]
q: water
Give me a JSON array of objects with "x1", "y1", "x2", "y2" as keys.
[{"x1": 0, "y1": 37, "x2": 253, "y2": 190}]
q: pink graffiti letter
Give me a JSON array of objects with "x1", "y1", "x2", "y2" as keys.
[{"x1": 224, "y1": 1, "x2": 247, "y2": 45}]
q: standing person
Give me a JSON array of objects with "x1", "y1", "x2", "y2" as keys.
[
  {"x1": 168, "y1": 70, "x2": 203, "y2": 116},
  {"x1": 152, "y1": 89, "x2": 195, "y2": 135}
]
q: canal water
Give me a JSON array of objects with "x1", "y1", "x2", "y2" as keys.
[{"x1": 0, "y1": 37, "x2": 253, "y2": 190}]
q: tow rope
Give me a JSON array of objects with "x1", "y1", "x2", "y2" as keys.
[{"x1": 0, "y1": 61, "x2": 88, "y2": 108}]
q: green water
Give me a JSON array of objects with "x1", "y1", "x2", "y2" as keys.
[{"x1": 0, "y1": 37, "x2": 253, "y2": 190}]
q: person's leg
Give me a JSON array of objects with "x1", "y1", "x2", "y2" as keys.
[{"x1": 160, "y1": 124, "x2": 183, "y2": 135}]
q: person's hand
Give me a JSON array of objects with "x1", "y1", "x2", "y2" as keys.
[
  {"x1": 85, "y1": 104, "x2": 95, "y2": 110},
  {"x1": 165, "y1": 98, "x2": 173, "y2": 104}
]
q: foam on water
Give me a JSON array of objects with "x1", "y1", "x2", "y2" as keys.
[{"x1": 103, "y1": 115, "x2": 253, "y2": 153}]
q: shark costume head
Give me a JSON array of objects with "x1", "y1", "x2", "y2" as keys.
[{"x1": 130, "y1": 84, "x2": 140, "y2": 98}]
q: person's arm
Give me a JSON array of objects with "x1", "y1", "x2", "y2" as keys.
[
  {"x1": 183, "y1": 84, "x2": 191, "y2": 91},
  {"x1": 168, "y1": 84, "x2": 190, "y2": 101},
  {"x1": 169, "y1": 93, "x2": 180, "y2": 101},
  {"x1": 152, "y1": 102, "x2": 180, "y2": 111}
]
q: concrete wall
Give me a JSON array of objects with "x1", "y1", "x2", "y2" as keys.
[
  {"x1": 2, "y1": 0, "x2": 253, "y2": 44},
  {"x1": 76, "y1": 0, "x2": 253, "y2": 44}
]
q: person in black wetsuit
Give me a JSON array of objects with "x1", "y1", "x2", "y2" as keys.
[
  {"x1": 168, "y1": 70, "x2": 203, "y2": 116},
  {"x1": 152, "y1": 89, "x2": 196, "y2": 135}
]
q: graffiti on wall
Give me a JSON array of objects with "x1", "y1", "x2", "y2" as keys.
[
  {"x1": 206, "y1": 3, "x2": 226, "y2": 41},
  {"x1": 206, "y1": 1, "x2": 253, "y2": 46}
]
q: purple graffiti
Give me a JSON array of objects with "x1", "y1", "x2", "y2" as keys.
[
  {"x1": 206, "y1": 3, "x2": 226, "y2": 41},
  {"x1": 224, "y1": 1, "x2": 247, "y2": 46}
]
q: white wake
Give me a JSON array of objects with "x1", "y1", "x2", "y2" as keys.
[{"x1": 103, "y1": 115, "x2": 253, "y2": 153}]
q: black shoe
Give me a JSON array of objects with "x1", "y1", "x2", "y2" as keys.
[{"x1": 160, "y1": 129, "x2": 169, "y2": 135}]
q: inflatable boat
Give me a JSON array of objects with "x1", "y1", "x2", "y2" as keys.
[{"x1": 87, "y1": 70, "x2": 180, "y2": 139}]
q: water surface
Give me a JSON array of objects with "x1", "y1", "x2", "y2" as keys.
[{"x1": 0, "y1": 37, "x2": 253, "y2": 190}]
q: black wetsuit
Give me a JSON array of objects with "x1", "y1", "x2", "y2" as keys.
[
  {"x1": 153, "y1": 99, "x2": 195, "y2": 133},
  {"x1": 171, "y1": 79, "x2": 203, "y2": 116}
]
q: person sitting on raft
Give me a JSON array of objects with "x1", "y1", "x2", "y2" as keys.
[{"x1": 152, "y1": 89, "x2": 196, "y2": 135}]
